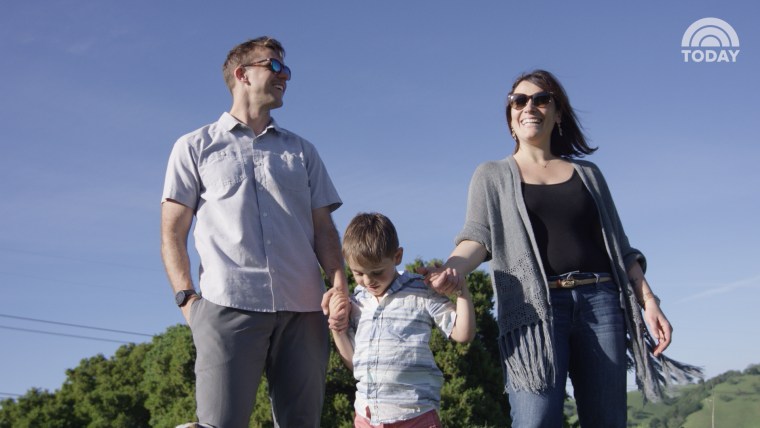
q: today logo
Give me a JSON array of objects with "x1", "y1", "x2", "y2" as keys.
[{"x1": 681, "y1": 17, "x2": 740, "y2": 63}]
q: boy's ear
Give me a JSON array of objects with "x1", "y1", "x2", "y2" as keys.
[{"x1": 394, "y1": 247, "x2": 403, "y2": 265}]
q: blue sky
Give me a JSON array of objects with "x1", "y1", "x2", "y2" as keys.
[{"x1": 1, "y1": 0, "x2": 758, "y2": 398}]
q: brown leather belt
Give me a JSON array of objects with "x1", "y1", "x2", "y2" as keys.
[{"x1": 548, "y1": 275, "x2": 611, "y2": 289}]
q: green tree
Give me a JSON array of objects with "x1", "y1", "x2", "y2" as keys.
[
  {"x1": 320, "y1": 345, "x2": 355, "y2": 428},
  {"x1": 0, "y1": 388, "x2": 76, "y2": 428},
  {"x1": 141, "y1": 324, "x2": 196, "y2": 428},
  {"x1": 248, "y1": 379, "x2": 274, "y2": 428},
  {"x1": 0, "y1": 343, "x2": 154, "y2": 428},
  {"x1": 56, "y1": 343, "x2": 151, "y2": 427},
  {"x1": 745, "y1": 364, "x2": 760, "y2": 376},
  {"x1": 424, "y1": 263, "x2": 509, "y2": 427}
]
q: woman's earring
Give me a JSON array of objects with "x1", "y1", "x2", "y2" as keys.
[
  {"x1": 557, "y1": 123, "x2": 563, "y2": 137},
  {"x1": 511, "y1": 130, "x2": 518, "y2": 141}
]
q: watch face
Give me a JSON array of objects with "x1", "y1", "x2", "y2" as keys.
[
  {"x1": 175, "y1": 290, "x2": 187, "y2": 306},
  {"x1": 175, "y1": 290, "x2": 195, "y2": 306}
]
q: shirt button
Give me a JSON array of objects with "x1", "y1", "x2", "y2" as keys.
[
  {"x1": 266, "y1": 240, "x2": 271, "y2": 245},
  {"x1": 263, "y1": 212, "x2": 268, "y2": 217}
]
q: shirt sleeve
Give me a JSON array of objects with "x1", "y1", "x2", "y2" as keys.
[
  {"x1": 348, "y1": 296, "x2": 362, "y2": 331},
  {"x1": 162, "y1": 139, "x2": 201, "y2": 210},
  {"x1": 347, "y1": 296, "x2": 363, "y2": 349},
  {"x1": 425, "y1": 289, "x2": 458, "y2": 338},
  {"x1": 302, "y1": 139, "x2": 342, "y2": 212}
]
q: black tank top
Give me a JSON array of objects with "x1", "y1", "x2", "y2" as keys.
[{"x1": 521, "y1": 170, "x2": 611, "y2": 276}]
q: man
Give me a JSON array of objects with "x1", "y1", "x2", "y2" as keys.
[{"x1": 161, "y1": 36, "x2": 347, "y2": 428}]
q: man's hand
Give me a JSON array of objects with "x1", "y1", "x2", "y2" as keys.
[{"x1": 180, "y1": 295, "x2": 201, "y2": 325}]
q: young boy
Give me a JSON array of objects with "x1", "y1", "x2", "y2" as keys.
[{"x1": 329, "y1": 212, "x2": 475, "y2": 428}]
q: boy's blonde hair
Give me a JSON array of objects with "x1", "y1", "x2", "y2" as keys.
[{"x1": 342, "y1": 213, "x2": 399, "y2": 266}]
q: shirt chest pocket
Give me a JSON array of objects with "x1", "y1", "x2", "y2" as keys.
[
  {"x1": 264, "y1": 152, "x2": 309, "y2": 192},
  {"x1": 382, "y1": 300, "x2": 430, "y2": 342},
  {"x1": 199, "y1": 149, "x2": 250, "y2": 190}
]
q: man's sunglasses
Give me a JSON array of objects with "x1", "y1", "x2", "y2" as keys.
[
  {"x1": 242, "y1": 58, "x2": 292, "y2": 80},
  {"x1": 507, "y1": 92, "x2": 553, "y2": 110}
]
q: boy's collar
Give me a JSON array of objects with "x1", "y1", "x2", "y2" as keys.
[{"x1": 384, "y1": 271, "x2": 423, "y2": 295}]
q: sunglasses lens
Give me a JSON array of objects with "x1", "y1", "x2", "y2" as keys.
[
  {"x1": 533, "y1": 93, "x2": 552, "y2": 107},
  {"x1": 509, "y1": 93, "x2": 552, "y2": 110},
  {"x1": 509, "y1": 94, "x2": 529, "y2": 110},
  {"x1": 270, "y1": 59, "x2": 291, "y2": 79}
]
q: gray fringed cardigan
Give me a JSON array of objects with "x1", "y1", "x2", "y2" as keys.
[{"x1": 456, "y1": 156, "x2": 701, "y2": 402}]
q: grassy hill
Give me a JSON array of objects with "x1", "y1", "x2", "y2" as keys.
[
  {"x1": 682, "y1": 372, "x2": 760, "y2": 428},
  {"x1": 565, "y1": 364, "x2": 760, "y2": 427}
]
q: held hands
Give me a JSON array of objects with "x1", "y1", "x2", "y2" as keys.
[
  {"x1": 642, "y1": 299, "x2": 672, "y2": 357},
  {"x1": 322, "y1": 287, "x2": 349, "y2": 333},
  {"x1": 416, "y1": 264, "x2": 464, "y2": 297}
]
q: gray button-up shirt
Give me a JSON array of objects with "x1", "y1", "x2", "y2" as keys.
[{"x1": 162, "y1": 112, "x2": 342, "y2": 312}]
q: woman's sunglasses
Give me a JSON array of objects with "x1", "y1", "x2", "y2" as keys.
[
  {"x1": 243, "y1": 58, "x2": 292, "y2": 80},
  {"x1": 507, "y1": 92, "x2": 553, "y2": 110}
]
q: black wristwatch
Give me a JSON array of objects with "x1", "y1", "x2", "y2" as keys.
[{"x1": 175, "y1": 289, "x2": 198, "y2": 307}]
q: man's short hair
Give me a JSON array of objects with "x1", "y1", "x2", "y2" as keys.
[
  {"x1": 342, "y1": 213, "x2": 400, "y2": 266},
  {"x1": 222, "y1": 36, "x2": 285, "y2": 93}
]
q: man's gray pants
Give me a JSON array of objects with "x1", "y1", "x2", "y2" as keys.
[{"x1": 188, "y1": 298, "x2": 329, "y2": 428}]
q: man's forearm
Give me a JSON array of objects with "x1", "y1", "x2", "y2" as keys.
[
  {"x1": 162, "y1": 236, "x2": 194, "y2": 292},
  {"x1": 161, "y1": 201, "x2": 195, "y2": 293},
  {"x1": 313, "y1": 208, "x2": 347, "y2": 292}
]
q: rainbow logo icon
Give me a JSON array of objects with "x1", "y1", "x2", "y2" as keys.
[{"x1": 681, "y1": 17, "x2": 740, "y2": 63}]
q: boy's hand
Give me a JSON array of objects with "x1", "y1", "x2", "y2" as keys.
[
  {"x1": 417, "y1": 265, "x2": 462, "y2": 296},
  {"x1": 323, "y1": 288, "x2": 350, "y2": 332}
]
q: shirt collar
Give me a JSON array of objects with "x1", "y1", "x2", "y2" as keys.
[
  {"x1": 383, "y1": 271, "x2": 423, "y2": 296},
  {"x1": 354, "y1": 271, "x2": 425, "y2": 299},
  {"x1": 218, "y1": 112, "x2": 282, "y2": 136}
]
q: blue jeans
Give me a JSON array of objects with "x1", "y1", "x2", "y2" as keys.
[{"x1": 507, "y1": 279, "x2": 627, "y2": 428}]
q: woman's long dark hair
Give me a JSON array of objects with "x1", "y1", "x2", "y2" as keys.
[{"x1": 506, "y1": 70, "x2": 597, "y2": 158}]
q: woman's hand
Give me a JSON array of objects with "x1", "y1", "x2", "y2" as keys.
[
  {"x1": 417, "y1": 264, "x2": 463, "y2": 296},
  {"x1": 643, "y1": 299, "x2": 672, "y2": 356},
  {"x1": 417, "y1": 240, "x2": 488, "y2": 296},
  {"x1": 627, "y1": 262, "x2": 672, "y2": 356}
]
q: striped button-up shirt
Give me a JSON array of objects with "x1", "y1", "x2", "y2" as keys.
[{"x1": 349, "y1": 272, "x2": 457, "y2": 424}]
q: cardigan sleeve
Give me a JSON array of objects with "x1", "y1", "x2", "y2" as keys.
[{"x1": 455, "y1": 162, "x2": 497, "y2": 261}]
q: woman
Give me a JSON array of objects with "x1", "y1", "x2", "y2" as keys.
[{"x1": 424, "y1": 70, "x2": 700, "y2": 427}]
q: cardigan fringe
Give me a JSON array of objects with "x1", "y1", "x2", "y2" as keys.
[{"x1": 500, "y1": 322, "x2": 556, "y2": 393}]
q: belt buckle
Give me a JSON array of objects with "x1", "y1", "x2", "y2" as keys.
[{"x1": 560, "y1": 279, "x2": 576, "y2": 288}]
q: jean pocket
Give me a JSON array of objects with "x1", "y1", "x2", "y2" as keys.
[{"x1": 595, "y1": 280, "x2": 620, "y2": 297}]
